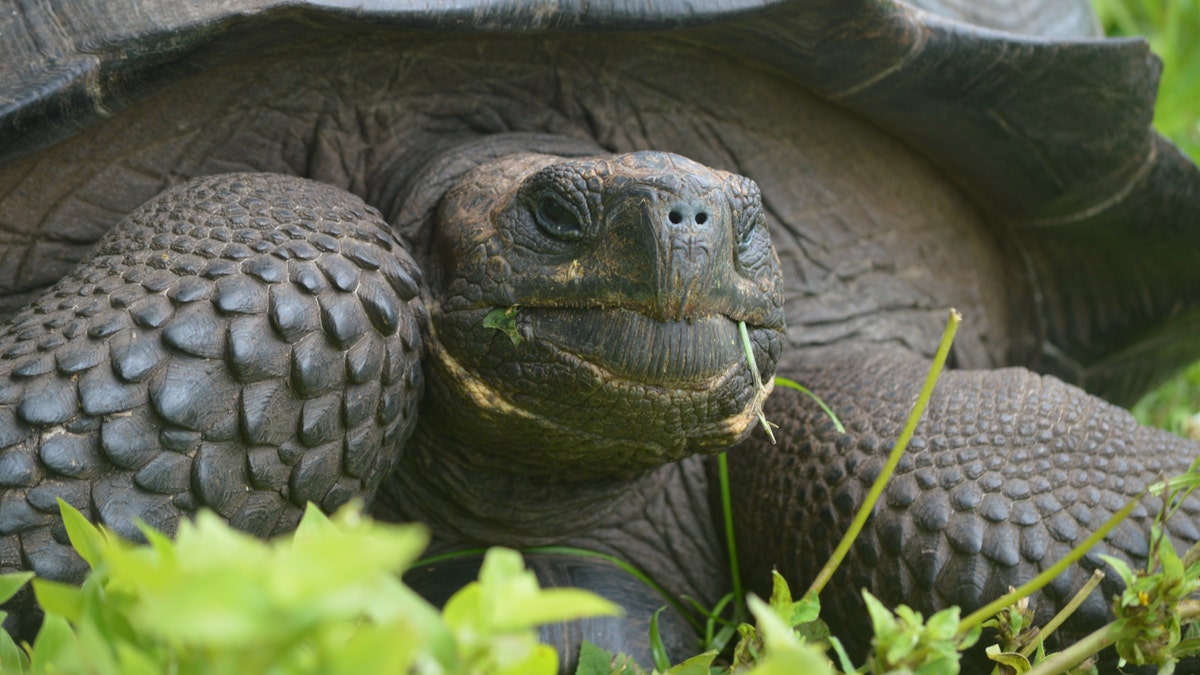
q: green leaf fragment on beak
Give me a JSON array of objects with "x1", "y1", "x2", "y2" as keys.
[{"x1": 484, "y1": 306, "x2": 523, "y2": 346}]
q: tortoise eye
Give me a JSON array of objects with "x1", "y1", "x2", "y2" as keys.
[
  {"x1": 534, "y1": 193, "x2": 585, "y2": 242},
  {"x1": 734, "y1": 204, "x2": 768, "y2": 268},
  {"x1": 736, "y1": 205, "x2": 763, "y2": 245}
]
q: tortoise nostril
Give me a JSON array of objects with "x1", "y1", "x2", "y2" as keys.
[
  {"x1": 695, "y1": 212, "x2": 707, "y2": 225},
  {"x1": 668, "y1": 210, "x2": 683, "y2": 224}
]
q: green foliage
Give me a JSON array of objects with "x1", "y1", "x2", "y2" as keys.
[
  {"x1": 1101, "y1": 525, "x2": 1200, "y2": 671},
  {"x1": 1096, "y1": 0, "x2": 1200, "y2": 435},
  {"x1": 983, "y1": 595, "x2": 1038, "y2": 658},
  {"x1": 1092, "y1": 0, "x2": 1200, "y2": 158},
  {"x1": 573, "y1": 640, "x2": 718, "y2": 675},
  {"x1": 443, "y1": 547, "x2": 620, "y2": 674},
  {"x1": 738, "y1": 595, "x2": 834, "y2": 675},
  {"x1": 483, "y1": 306, "x2": 523, "y2": 346},
  {"x1": 573, "y1": 573, "x2": 829, "y2": 675},
  {"x1": 1134, "y1": 361, "x2": 1200, "y2": 440},
  {"x1": 728, "y1": 571, "x2": 824, "y2": 673},
  {"x1": 0, "y1": 500, "x2": 619, "y2": 675},
  {"x1": 861, "y1": 592, "x2": 979, "y2": 675}
]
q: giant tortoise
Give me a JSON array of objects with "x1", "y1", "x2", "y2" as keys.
[{"x1": 1, "y1": 0, "x2": 1199, "y2": 670}]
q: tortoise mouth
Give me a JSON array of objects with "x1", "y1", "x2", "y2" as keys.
[{"x1": 518, "y1": 307, "x2": 755, "y2": 386}]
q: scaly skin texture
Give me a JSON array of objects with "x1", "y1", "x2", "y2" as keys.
[
  {"x1": 0, "y1": 24, "x2": 1198, "y2": 673},
  {"x1": 0, "y1": 174, "x2": 425, "y2": 635},
  {"x1": 731, "y1": 346, "x2": 1200, "y2": 660}
]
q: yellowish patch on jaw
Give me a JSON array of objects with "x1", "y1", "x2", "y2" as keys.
[
  {"x1": 426, "y1": 319, "x2": 535, "y2": 420},
  {"x1": 426, "y1": 304, "x2": 772, "y2": 458},
  {"x1": 719, "y1": 406, "x2": 758, "y2": 439},
  {"x1": 439, "y1": 349, "x2": 532, "y2": 420},
  {"x1": 717, "y1": 376, "x2": 773, "y2": 440}
]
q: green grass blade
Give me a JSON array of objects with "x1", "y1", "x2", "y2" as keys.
[
  {"x1": 803, "y1": 309, "x2": 961, "y2": 601},
  {"x1": 717, "y1": 452, "x2": 746, "y2": 625},
  {"x1": 739, "y1": 321, "x2": 776, "y2": 443},
  {"x1": 1020, "y1": 569, "x2": 1105, "y2": 658},
  {"x1": 650, "y1": 607, "x2": 671, "y2": 671},
  {"x1": 773, "y1": 377, "x2": 845, "y2": 433},
  {"x1": 523, "y1": 546, "x2": 703, "y2": 634}
]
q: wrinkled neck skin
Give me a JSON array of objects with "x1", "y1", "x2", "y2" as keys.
[
  {"x1": 385, "y1": 421, "x2": 659, "y2": 543},
  {"x1": 377, "y1": 424, "x2": 729, "y2": 607}
]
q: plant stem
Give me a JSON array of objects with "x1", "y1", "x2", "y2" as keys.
[
  {"x1": 1023, "y1": 621, "x2": 1115, "y2": 675},
  {"x1": 1024, "y1": 600, "x2": 1200, "y2": 675},
  {"x1": 739, "y1": 321, "x2": 776, "y2": 442},
  {"x1": 1021, "y1": 570, "x2": 1105, "y2": 658},
  {"x1": 525, "y1": 545, "x2": 703, "y2": 633},
  {"x1": 773, "y1": 377, "x2": 845, "y2": 433},
  {"x1": 718, "y1": 451, "x2": 746, "y2": 622},
  {"x1": 803, "y1": 309, "x2": 961, "y2": 601}
]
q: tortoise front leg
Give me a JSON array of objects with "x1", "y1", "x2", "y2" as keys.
[
  {"x1": 727, "y1": 345, "x2": 1200, "y2": 657},
  {"x1": 0, "y1": 173, "x2": 424, "y2": 634}
]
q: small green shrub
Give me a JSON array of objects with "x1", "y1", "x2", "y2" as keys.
[{"x1": 0, "y1": 501, "x2": 618, "y2": 675}]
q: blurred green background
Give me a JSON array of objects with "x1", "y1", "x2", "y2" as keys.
[
  {"x1": 1092, "y1": 0, "x2": 1199, "y2": 159},
  {"x1": 1090, "y1": 0, "x2": 1200, "y2": 439}
]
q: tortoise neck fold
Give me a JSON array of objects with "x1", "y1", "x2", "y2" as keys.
[{"x1": 375, "y1": 419, "x2": 667, "y2": 546}]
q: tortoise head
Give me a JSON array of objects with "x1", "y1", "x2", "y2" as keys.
[{"x1": 420, "y1": 151, "x2": 785, "y2": 479}]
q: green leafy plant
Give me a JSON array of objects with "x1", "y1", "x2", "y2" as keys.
[
  {"x1": 1102, "y1": 529, "x2": 1200, "y2": 670},
  {"x1": 0, "y1": 500, "x2": 618, "y2": 675},
  {"x1": 574, "y1": 572, "x2": 832, "y2": 675},
  {"x1": 861, "y1": 592, "x2": 979, "y2": 675},
  {"x1": 727, "y1": 571, "x2": 825, "y2": 674}
]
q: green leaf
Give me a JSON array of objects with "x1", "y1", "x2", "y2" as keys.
[
  {"x1": 663, "y1": 650, "x2": 717, "y2": 675},
  {"x1": 985, "y1": 644, "x2": 1032, "y2": 673},
  {"x1": 494, "y1": 643, "x2": 559, "y2": 675},
  {"x1": 744, "y1": 649, "x2": 834, "y2": 675},
  {"x1": 71, "y1": 618, "x2": 125, "y2": 675},
  {"x1": 0, "y1": 574, "x2": 31, "y2": 607},
  {"x1": 1160, "y1": 534, "x2": 1185, "y2": 581},
  {"x1": 1100, "y1": 554, "x2": 1137, "y2": 586},
  {"x1": 114, "y1": 641, "x2": 162, "y2": 675},
  {"x1": 57, "y1": 498, "x2": 103, "y2": 568},
  {"x1": 650, "y1": 607, "x2": 670, "y2": 672},
  {"x1": 130, "y1": 572, "x2": 273, "y2": 646},
  {"x1": 28, "y1": 613, "x2": 78, "y2": 671},
  {"x1": 472, "y1": 548, "x2": 620, "y2": 631},
  {"x1": 294, "y1": 500, "x2": 336, "y2": 538},
  {"x1": 828, "y1": 636, "x2": 856, "y2": 675},
  {"x1": 31, "y1": 579, "x2": 85, "y2": 623},
  {"x1": 925, "y1": 607, "x2": 961, "y2": 642},
  {"x1": 741, "y1": 599, "x2": 835, "y2": 675},
  {"x1": 862, "y1": 590, "x2": 897, "y2": 638},
  {"x1": 575, "y1": 640, "x2": 617, "y2": 675},
  {"x1": 325, "y1": 622, "x2": 422, "y2": 675},
  {"x1": 484, "y1": 306, "x2": 523, "y2": 346},
  {"x1": 768, "y1": 571, "x2": 793, "y2": 616},
  {"x1": 747, "y1": 595, "x2": 796, "y2": 654},
  {"x1": 0, "y1": 615, "x2": 27, "y2": 674}
]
